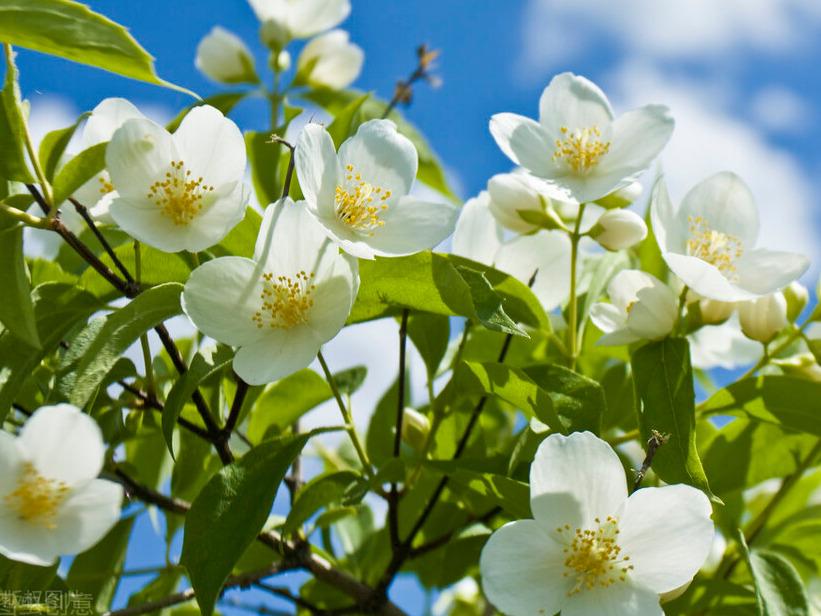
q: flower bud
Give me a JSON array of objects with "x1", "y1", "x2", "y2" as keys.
[
  {"x1": 260, "y1": 18, "x2": 291, "y2": 51},
  {"x1": 270, "y1": 49, "x2": 291, "y2": 73},
  {"x1": 400, "y1": 407, "x2": 431, "y2": 451},
  {"x1": 295, "y1": 30, "x2": 363, "y2": 90},
  {"x1": 487, "y1": 172, "x2": 563, "y2": 233},
  {"x1": 590, "y1": 209, "x2": 647, "y2": 251},
  {"x1": 594, "y1": 181, "x2": 643, "y2": 210},
  {"x1": 738, "y1": 293, "x2": 788, "y2": 343},
  {"x1": 772, "y1": 353, "x2": 821, "y2": 382},
  {"x1": 697, "y1": 298, "x2": 735, "y2": 325},
  {"x1": 782, "y1": 281, "x2": 808, "y2": 322},
  {"x1": 195, "y1": 27, "x2": 258, "y2": 84}
]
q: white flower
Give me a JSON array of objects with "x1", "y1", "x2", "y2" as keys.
[
  {"x1": 487, "y1": 172, "x2": 558, "y2": 234},
  {"x1": 489, "y1": 72, "x2": 673, "y2": 204},
  {"x1": 651, "y1": 172, "x2": 810, "y2": 302},
  {"x1": 591, "y1": 209, "x2": 647, "y2": 251},
  {"x1": 783, "y1": 281, "x2": 809, "y2": 322},
  {"x1": 692, "y1": 294, "x2": 736, "y2": 325},
  {"x1": 480, "y1": 431, "x2": 714, "y2": 616},
  {"x1": 452, "y1": 192, "x2": 572, "y2": 311},
  {"x1": 738, "y1": 292, "x2": 788, "y2": 343},
  {"x1": 182, "y1": 199, "x2": 358, "y2": 385},
  {"x1": 296, "y1": 30, "x2": 363, "y2": 90},
  {"x1": 106, "y1": 105, "x2": 248, "y2": 253},
  {"x1": 71, "y1": 98, "x2": 147, "y2": 223},
  {"x1": 0, "y1": 404, "x2": 123, "y2": 566},
  {"x1": 590, "y1": 270, "x2": 678, "y2": 346},
  {"x1": 248, "y1": 0, "x2": 350, "y2": 46},
  {"x1": 295, "y1": 119, "x2": 458, "y2": 259},
  {"x1": 688, "y1": 316, "x2": 762, "y2": 370},
  {"x1": 195, "y1": 26, "x2": 258, "y2": 84}
]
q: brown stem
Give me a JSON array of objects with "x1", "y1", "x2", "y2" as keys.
[
  {"x1": 69, "y1": 197, "x2": 135, "y2": 283},
  {"x1": 388, "y1": 309, "x2": 410, "y2": 550},
  {"x1": 632, "y1": 430, "x2": 669, "y2": 492}
]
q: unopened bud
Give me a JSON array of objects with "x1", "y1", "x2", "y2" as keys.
[
  {"x1": 738, "y1": 293, "x2": 788, "y2": 343},
  {"x1": 270, "y1": 49, "x2": 291, "y2": 73},
  {"x1": 295, "y1": 30, "x2": 363, "y2": 90},
  {"x1": 772, "y1": 353, "x2": 821, "y2": 382},
  {"x1": 401, "y1": 408, "x2": 431, "y2": 451},
  {"x1": 595, "y1": 181, "x2": 643, "y2": 210},
  {"x1": 697, "y1": 298, "x2": 735, "y2": 325},
  {"x1": 260, "y1": 18, "x2": 291, "y2": 51},
  {"x1": 195, "y1": 27, "x2": 258, "y2": 85},
  {"x1": 782, "y1": 281, "x2": 808, "y2": 322},
  {"x1": 591, "y1": 209, "x2": 647, "y2": 251}
]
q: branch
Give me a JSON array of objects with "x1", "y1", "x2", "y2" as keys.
[
  {"x1": 382, "y1": 44, "x2": 440, "y2": 118},
  {"x1": 388, "y1": 309, "x2": 410, "y2": 551},
  {"x1": 69, "y1": 197, "x2": 134, "y2": 283},
  {"x1": 632, "y1": 430, "x2": 669, "y2": 492}
]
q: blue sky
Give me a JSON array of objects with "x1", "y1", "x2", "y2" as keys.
[{"x1": 15, "y1": 0, "x2": 821, "y2": 613}]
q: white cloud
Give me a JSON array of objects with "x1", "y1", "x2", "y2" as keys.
[
  {"x1": 609, "y1": 62, "x2": 820, "y2": 278},
  {"x1": 521, "y1": 0, "x2": 821, "y2": 73},
  {"x1": 750, "y1": 86, "x2": 813, "y2": 134}
]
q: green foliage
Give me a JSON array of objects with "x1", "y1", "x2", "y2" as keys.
[
  {"x1": 631, "y1": 338, "x2": 714, "y2": 496},
  {"x1": 0, "y1": 0, "x2": 193, "y2": 94},
  {"x1": 51, "y1": 142, "x2": 106, "y2": 205},
  {"x1": 0, "y1": 217, "x2": 39, "y2": 348},
  {"x1": 247, "y1": 369, "x2": 332, "y2": 442},
  {"x1": 0, "y1": 45, "x2": 32, "y2": 182},
  {"x1": 740, "y1": 537, "x2": 810, "y2": 616},
  {"x1": 37, "y1": 114, "x2": 87, "y2": 181},
  {"x1": 181, "y1": 435, "x2": 309, "y2": 616}
]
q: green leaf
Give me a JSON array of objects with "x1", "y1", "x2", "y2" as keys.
[
  {"x1": 181, "y1": 434, "x2": 310, "y2": 616},
  {"x1": 424, "y1": 459, "x2": 531, "y2": 519},
  {"x1": 166, "y1": 91, "x2": 248, "y2": 132},
  {"x1": 350, "y1": 251, "x2": 548, "y2": 332},
  {"x1": 247, "y1": 369, "x2": 332, "y2": 443},
  {"x1": 366, "y1": 377, "x2": 401, "y2": 467},
  {"x1": 162, "y1": 345, "x2": 233, "y2": 456},
  {"x1": 0, "y1": 282, "x2": 100, "y2": 421},
  {"x1": 302, "y1": 88, "x2": 458, "y2": 201},
  {"x1": 631, "y1": 338, "x2": 714, "y2": 497},
  {"x1": 740, "y1": 540, "x2": 810, "y2": 616},
  {"x1": 62, "y1": 282, "x2": 183, "y2": 408},
  {"x1": 455, "y1": 265, "x2": 526, "y2": 336},
  {"x1": 325, "y1": 92, "x2": 370, "y2": 146},
  {"x1": 0, "y1": 0, "x2": 194, "y2": 95},
  {"x1": 51, "y1": 141, "x2": 106, "y2": 205},
  {"x1": 0, "y1": 217, "x2": 40, "y2": 348},
  {"x1": 282, "y1": 470, "x2": 360, "y2": 535},
  {"x1": 407, "y1": 312, "x2": 450, "y2": 380},
  {"x1": 66, "y1": 516, "x2": 134, "y2": 613},
  {"x1": 460, "y1": 361, "x2": 562, "y2": 430},
  {"x1": 334, "y1": 365, "x2": 367, "y2": 396},
  {"x1": 700, "y1": 376, "x2": 821, "y2": 437},
  {"x1": 245, "y1": 130, "x2": 282, "y2": 207},
  {"x1": 0, "y1": 46, "x2": 32, "y2": 182},
  {"x1": 38, "y1": 113, "x2": 88, "y2": 181},
  {"x1": 0, "y1": 555, "x2": 58, "y2": 591},
  {"x1": 524, "y1": 363, "x2": 605, "y2": 434}
]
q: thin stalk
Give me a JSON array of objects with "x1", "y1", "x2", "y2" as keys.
[
  {"x1": 317, "y1": 351, "x2": 373, "y2": 477},
  {"x1": 135, "y1": 241, "x2": 156, "y2": 400},
  {"x1": 0, "y1": 201, "x2": 49, "y2": 228},
  {"x1": 567, "y1": 204, "x2": 586, "y2": 369}
]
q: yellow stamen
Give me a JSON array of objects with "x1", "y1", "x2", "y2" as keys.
[
  {"x1": 98, "y1": 174, "x2": 115, "y2": 195},
  {"x1": 4, "y1": 463, "x2": 70, "y2": 529},
  {"x1": 252, "y1": 270, "x2": 316, "y2": 330},
  {"x1": 335, "y1": 163, "x2": 391, "y2": 234},
  {"x1": 147, "y1": 160, "x2": 214, "y2": 226},
  {"x1": 552, "y1": 126, "x2": 611, "y2": 174},
  {"x1": 558, "y1": 516, "x2": 633, "y2": 596},
  {"x1": 687, "y1": 215, "x2": 744, "y2": 278}
]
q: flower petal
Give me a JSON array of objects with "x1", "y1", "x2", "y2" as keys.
[
  {"x1": 489, "y1": 112, "x2": 555, "y2": 177},
  {"x1": 295, "y1": 123, "x2": 341, "y2": 215},
  {"x1": 288, "y1": 0, "x2": 350, "y2": 38},
  {"x1": 53, "y1": 479, "x2": 123, "y2": 557},
  {"x1": 494, "y1": 231, "x2": 572, "y2": 311},
  {"x1": 538, "y1": 72, "x2": 614, "y2": 136},
  {"x1": 664, "y1": 253, "x2": 756, "y2": 302},
  {"x1": 338, "y1": 120, "x2": 417, "y2": 198},
  {"x1": 597, "y1": 328, "x2": 642, "y2": 347},
  {"x1": 308, "y1": 260, "x2": 358, "y2": 341},
  {"x1": 677, "y1": 172, "x2": 759, "y2": 248},
  {"x1": 487, "y1": 172, "x2": 545, "y2": 234},
  {"x1": 452, "y1": 191, "x2": 503, "y2": 266},
  {"x1": 619, "y1": 485, "x2": 714, "y2": 593},
  {"x1": 562, "y1": 583, "x2": 664, "y2": 616},
  {"x1": 0, "y1": 513, "x2": 60, "y2": 566},
  {"x1": 607, "y1": 270, "x2": 662, "y2": 313},
  {"x1": 18, "y1": 405, "x2": 104, "y2": 485},
  {"x1": 0, "y1": 432, "x2": 22, "y2": 496},
  {"x1": 734, "y1": 248, "x2": 810, "y2": 296},
  {"x1": 106, "y1": 118, "x2": 176, "y2": 202},
  {"x1": 173, "y1": 105, "x2": 246, "y2": 189},
  {"x1": 82, "y1": 98, "x2": 145, "y2": 147},
  {"x1": 595, "y1": 105, "x2": 674, "y2": 183},
  {"x1": 480, "y1": 519, "x2": 570, "y2": 616},
  {"x1": 297, "y1": 30, "x2": 363, "y2": 90},
  {"x1": 182, "y1": 256, "x2": 264, "y2": 347},
  {"x1": 364, "y1": 197, "x2": 458, "y2": 257},
  {"x1": 649, "y1": 176, "x2": 684, "y2": 255},
  {"x1": 530, "y1": 431, "x2": 627, "y2": 531},
  {"x1": 233, "y1": 327, "x2": 322, "y2": 385},
  {"x1": 590, "y1": 302, "x2": 626, "y2": 335}
]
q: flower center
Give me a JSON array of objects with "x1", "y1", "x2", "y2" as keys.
[
  {"x1": 147, "y1": 160, "x2": 214, "y2": 226},
  {"x1": 252, "y1": 270, "x2": 316, "y2": 330},
  {"x1": 552, "y1": 126, "x2": 611, "y2": 174},
  {"x1": 557, "y1": 516, "x2": 633, "y2": 596},
  {"x1": 335, "y1": 164, "x2": 392, "y2": 234},
  {"x1": 687, "y1": 216, "x2": 744, "y2": 278},
  {"x1": 98, "y1": 173, "x2": 115, "y2": 195},
  {"x1": 4, "y1": 463, "x2": 70, "y2": 529}
]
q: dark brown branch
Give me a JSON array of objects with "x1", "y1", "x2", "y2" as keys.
[
  {"x1": 118, "y1": 380, "x2": 212, "y2": 440},
  {"x1": 388, "y1": 309, "x2": 410, "y2": 551},
  {"x1": 69, "y1": 197, "x2": 134, "y2": 283},
  {"x1": 632, "y1": 430, "x2": 669, "y2": 492},
  {"x1": 382, "y1": 44, "x2": 440, "y2": 118}
]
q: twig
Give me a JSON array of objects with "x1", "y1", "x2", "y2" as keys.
[
  {"x1": 268, "y1": 135, "x2": 296, "y2": 200},
  {"x1": 388, "y1": 309, "x2": 410, "y2": 550},
  {"x1": 632, "y1": 430, "x2": 669, "y2": 492},
  {"x1": 69, "y1": 197, "x2": 134, "y2": 282},
  {"x1": 223, "y1": 377, "x2": 250, "y2": 436},
  {"x1": 382, "y1": 44, "x2": 440, "y2": 118}
]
